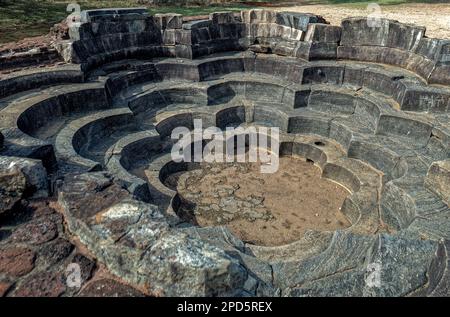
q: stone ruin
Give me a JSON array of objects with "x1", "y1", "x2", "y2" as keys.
[{"x1": 0, "y1": 8, "x2": 450, "y2": 296}]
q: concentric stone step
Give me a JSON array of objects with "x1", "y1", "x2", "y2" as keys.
[
  {"x1": 54, "y1": 108, "x2": 133, "y2": 173},
  {"x1": 0, "y1": 64, "x2": 83, "y2": 100},
  {"x1": 2, "y1": 10, "x2": 450, "y2": 297},
  {"x1": 105, "y1": 129, "x2": 162, "y2": 201}
]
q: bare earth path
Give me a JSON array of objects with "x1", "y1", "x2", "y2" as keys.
[{"x1": 277, "y1": 3, "x2": 450, "y2": 39}]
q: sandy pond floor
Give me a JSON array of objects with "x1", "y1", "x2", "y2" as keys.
[{"x1": 174, "y1": 156, "x2": 351, "y2": 246}]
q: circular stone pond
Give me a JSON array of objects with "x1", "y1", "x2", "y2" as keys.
[{"x1": 1, "y1": 8, "x2": 450, "y2": 297}]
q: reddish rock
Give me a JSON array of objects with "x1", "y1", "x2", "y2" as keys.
[
  {"x1": 14, "y1": 272, "x2": 66, "y2": 297},
  {"x1": 0, "y1": 246, "x2": 35, "y2": 277},
  {"x1": 27, "y1": 199, "x2": 57, "y2": 219},
  {"x1": 59, "y1": 173, "x2": 129, "y2": 221},
  {"x1": 40, "y1": 238, "x2": 74, "y2": 266},
  {"x1": 10, "y1": 214, "x2": 60, "y2": 245},
  {"x1": 0, "y1": 34, "x2": 62, "y2": 74},
  {"x1": 0, "y1": 281, "x2": 12, "y2": 297},
  {"x1": 70, "y1": 253, "x2": 96, "y2": 283},
  {"x1": 78, "y1": 279, "x2": 145, "y2": 297},
  {"x1": 0, "y1": 35, "x2": 53, "y2": 55}
]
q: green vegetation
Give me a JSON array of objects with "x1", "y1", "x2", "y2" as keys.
[{"x1": 0, "y1": 0, "x2": 447, "y2": 44}]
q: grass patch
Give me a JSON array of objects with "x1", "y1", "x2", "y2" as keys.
[{"x1": 0, "y1": 0, "x2": 253, "y2": 43}]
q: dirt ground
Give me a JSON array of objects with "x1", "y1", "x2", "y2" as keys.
[
  {"x1": 176, "y1": 156, "x2": 350, "y2": 246},
  {"x1": 277, "y1": 3, "x2": 450, "y2": 39}
]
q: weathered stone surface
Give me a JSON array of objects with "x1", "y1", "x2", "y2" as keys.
[
  {"x1": 10, "y1": 214, "x2": 60, "y2": 245},
  {"x1": 175, "y1": 29, "x2": 192, "y2": 45},
  {"x1": 0, "y1": 156, "x2": 48, "y2": 203},
  {"x1": 73, "y1": 19, "x2": 156, "y2": 40},
  {"x1": 304, "y1": 23, "x2": 341, "y2": 43},
  {"x1": 57, "y1": 172, "x2": 248, "y2": 296},
  {"x1": 14, "y1": 272, "x2": 66, "y2": 297},
  {"x1": 248, "y1": 44, "x2": 271, "y2": 54},
  {"x1": 53, "y1": 40, "x2": 80, "y2": 63},
  {"x1": 210, "y1": 12, "x2": 235, "y2": 25},
  {"x1": 137, "y1": 234, "x2": 247, "y2": 296},
  {"x1": 162, "y1": 29, "x2": 176, "y2": 45},
  {"x1": 80, "y1": 8, "x2": 149, "y2": 23},
  {"x1": 376, "y1": 115, "x2": 432, "y2": 146},
  {"x1": 26, "y1": 199, "x2": 58, "y2": 219},
  {"x1": 62, "y1": 8, "x2": 336, "y2": 64},
  {"x1": 273, "y1": 231, "x2": 376, "y2": 290},
  {"x1": 183, "y1": 19, "x2": 212, "y2": 30},
  {"x1": 276, "y1": 12, "x2": 327, "y2": 31},
  {"x1": 40, "y1": 238, "x2": 74, "y2": 266},
  {"x1": 58, "y1": 172, "x2": 129, "y2": 221},
  {"x1": 415, "y1": 37, "x2": 450, "y2": 66},
  {"x1": 430, "y1": 64, "x2": 450, "y2": 86},
  {"x1": 386, "y1": 20, "x2": 425, "y2": 51},
  {"x1": 339, "y1": 20, "x2": 429, "y2": 80},
  {"x1": 399, "y1": 86, "x2": 450, "y2": 112},
  {"x1": 336, "y1": 17, "x2": 450, "y2": 86},
  {"x1": 364, "y1": 234, "x2": 440, "y2": 296},
  {"x1": 154, "y1": 13, "x2": 183, "y2": 30},
  {"x1": 426, "y1": 240, "x2": 450, "y2": 296},
  {"x1": 0, "y1": 65, "x2": 83, "y2": 99},
  {"x1": 425, "y1": 160, "x2": 450, "y2": 206},
  {"x1": 241, "y1": 9, "x2": 277, "y2": 24},
  {"x1": 0, "y1": 246, "x2": 36, "y2": 277},
  {"x1": 295, "y1": 41, "x2": 337, "y2": 60},
  {"x1": 341, "y1": 17, "x2": 391, "y2": 47},
  {"x1": 0, "y1": 167, "x2": 26, "y2": 214}
]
